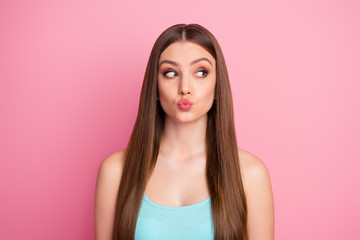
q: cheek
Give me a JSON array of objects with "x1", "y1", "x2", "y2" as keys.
[
  {"x1": 205, "y1": 87, "x2": 216, "y2": 110},
  {"x1": 157, "y1": 83, "x2": 176, "y2": 112},
  {"x1": 158, "y1": 83, "x2": 170, "y2": 101},
  {"x1": 200, "y1": 79, "x2": 216, "y2": 99}
]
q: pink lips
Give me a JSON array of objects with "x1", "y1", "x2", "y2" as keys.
[{"x1": 178, "y1": 99, "x2": 193, "y2": 111}]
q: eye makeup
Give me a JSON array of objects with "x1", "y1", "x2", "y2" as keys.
[
  {"x1": 161, "y1": 68, "x2": 209, "y2": 79},
  {"x1": 160, "y1": 67, "x2": 209, "y2": 78}
]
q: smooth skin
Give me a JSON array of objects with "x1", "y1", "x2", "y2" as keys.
[{"x1": 94, "y1": 41, "x2": 274, "y2": 240}]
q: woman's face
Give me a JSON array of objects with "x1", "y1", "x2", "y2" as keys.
[{"x1": 157, "y1": 41, "x2": 216, "y2": 124}]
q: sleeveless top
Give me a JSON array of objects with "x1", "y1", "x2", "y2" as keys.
[{"x1": 135, "y1": 193, "x2": 214, "y2": 240}]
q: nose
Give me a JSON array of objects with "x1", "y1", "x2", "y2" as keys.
[
  {"x1": 178, "y1": 75, "x2": 191, "y2": 96},
  {"x1": 179, "y1": 89, "x2": 190, "y2": 95}
]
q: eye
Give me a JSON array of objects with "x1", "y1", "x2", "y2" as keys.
[
  {"x1": 163, "y1": 71, "x2": 178, "y2": 78},
  {"x1": 196, "y1": 70, "x2": 208, "y2": 78}
]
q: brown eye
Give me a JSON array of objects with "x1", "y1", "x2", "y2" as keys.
[
  {"x1": 164, "y1": 71, "x2": 178, "y2": 78},
  {"x1": 196, "y1": 70, "x2": 208, "y2": 78}
]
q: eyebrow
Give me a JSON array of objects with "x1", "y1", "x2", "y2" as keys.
[{"x1": 159, "y1": 57, "x2": 213, "y2": 67}]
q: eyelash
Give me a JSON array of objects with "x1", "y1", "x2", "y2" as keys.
[{"x1": 162, "y1": 70, "x2": 208, "y2": 78}]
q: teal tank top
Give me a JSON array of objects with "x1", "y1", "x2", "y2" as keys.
[{"x1": 135, "y1": 194, "x2": 214, "y2": 240}]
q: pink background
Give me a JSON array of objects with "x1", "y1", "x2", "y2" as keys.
[{"x1": 1, "y1": 0, "x2": 359, "y2": 239}]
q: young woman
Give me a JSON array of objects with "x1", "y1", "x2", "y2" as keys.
[{"x1": 94, "y1": 23, "x2": 274, "y2": 240}]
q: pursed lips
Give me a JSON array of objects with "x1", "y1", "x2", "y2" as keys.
[{"x1": 178, "y1": 99, "x2": 193, "y2": 110}]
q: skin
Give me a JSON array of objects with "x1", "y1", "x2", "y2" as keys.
[
  {"x1": 94, "y1": 41, "x2": 274, "y2": 240},
  {"x1": 144, "y1": 41, "x2": 216, "y2": 207}
]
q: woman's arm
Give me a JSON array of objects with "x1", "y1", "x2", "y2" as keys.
[
  {"x1": 239, "y1": 148, "x2": 275, "y2": 240},
  {"x1": 94, "y1": 150, "x2": 125, "y2": 240}
]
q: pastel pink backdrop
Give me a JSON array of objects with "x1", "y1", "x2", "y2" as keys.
[{"x1": 1, "y1": 0, "x2": 359, "y2": 239}]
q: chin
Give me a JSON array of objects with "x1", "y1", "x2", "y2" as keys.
[
  {"x1": 175, "y1": 115, "x2": 195, "y2": 123},
  {"x1": 177, "y1": 114, "x2": 207, "y2": 123}
]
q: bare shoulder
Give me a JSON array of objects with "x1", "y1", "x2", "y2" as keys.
[
  {"x1": 237, "y1": 147, "x2": 275, "y2": 240},
  {"x1": 94, "y1": 149, "x2": 127, "y2": 240},
  {"x1": 238, "y1": 147, "x2": 267, "y2": 171},
  {"x1": 97, "y1": 149, "x2": 126, "y2": 180},
  {"x1": 237, "y1": 148, "x2": 271, "y2": 193}
]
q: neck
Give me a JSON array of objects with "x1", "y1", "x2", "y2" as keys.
[{"x1": 159, "y1": 115, "x2": 207, "y2": 159}]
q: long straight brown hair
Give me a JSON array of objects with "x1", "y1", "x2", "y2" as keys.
[{"x1": 112, "y1": 23, "x2": 248, "y2": 240}]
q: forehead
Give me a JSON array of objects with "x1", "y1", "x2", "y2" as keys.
[{"x1": 159, "y1": 41, "x2": 215, "y2": 65}]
